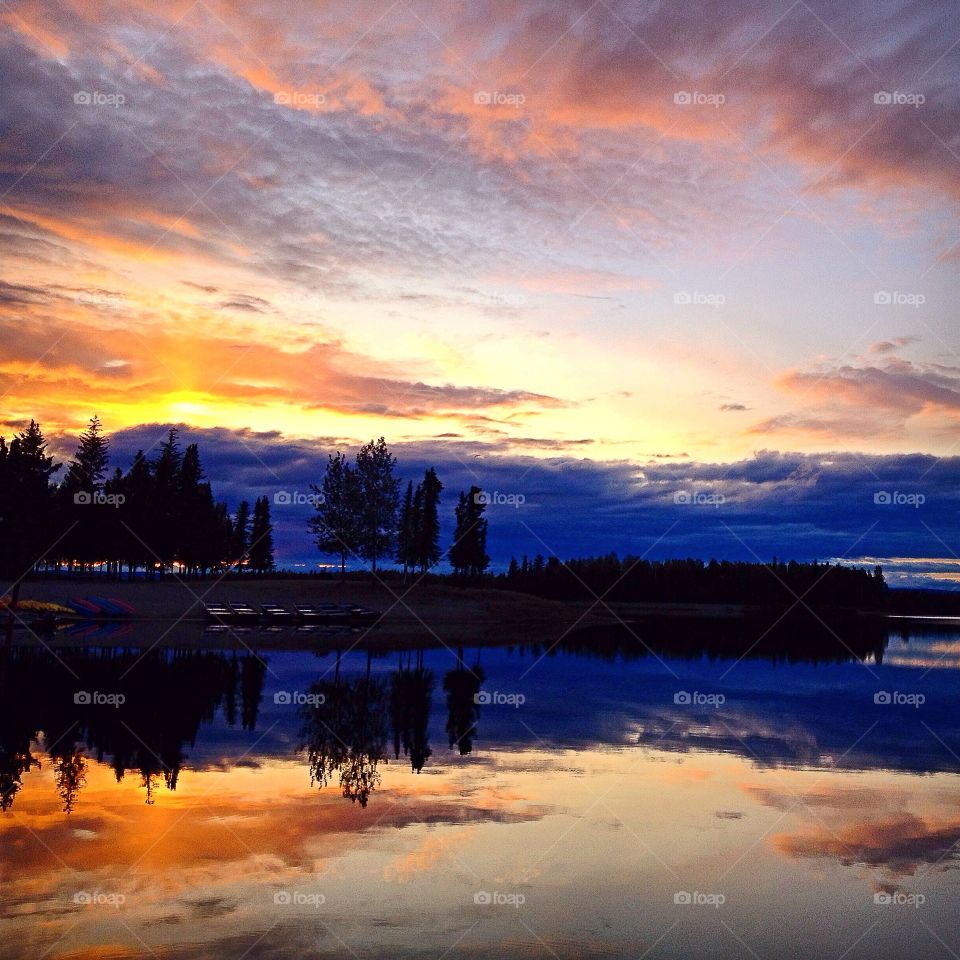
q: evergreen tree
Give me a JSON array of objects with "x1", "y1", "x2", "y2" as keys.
[
  {"x1": 57, "y1": 416, "x2": 111, "y2": 572},
  {"x1": 448, "y1": 486, "x2": 488, "y2": 579},
  {"x1": 232, "y1": 500, "x2": 250, "y2": 569},
  {"x1": 65, "y1": 415, "x2": 109, "y2": 492},
  {"x1": 117, "y1": 451, "x2": 153, "y2": 578},
  {"x1": 415, "y1": 468, "x2": 443, "y2": 574},
  {"x1": 148, "y1": 430, "x2": 181, "y2": 578},
  {"x1": 248, "y1": 496, "x2": 274, "y2": 574},
  {"x1": 397, "y1": 480, "x2": 416, "y2": 578},
  {"x1": 0, "y1": 421, "x2": 60, "y2": 603}
]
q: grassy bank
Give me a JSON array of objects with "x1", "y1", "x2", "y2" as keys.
[{"x1": 18, "y1": 577, "x2": 606, "y2": 645}]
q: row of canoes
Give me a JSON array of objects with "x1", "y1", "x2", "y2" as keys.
[
  {"x1": 202, "y1": 601, "x2": 379, "y2": 624},
  {"x1": 1, "y1": 596, "x2": 136, "y2": 620}
]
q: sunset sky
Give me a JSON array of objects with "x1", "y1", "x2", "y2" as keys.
[{"x1": 1, "y1": 0, "x2": 958, "y2": 575}]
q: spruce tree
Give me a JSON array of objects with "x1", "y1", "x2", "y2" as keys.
[
  {"x1": 248, "y1": 496, "x2": 274, "y2": 574},
  {"x1": 416, "y1": 468, "x2": 443, "y2": 574},
  {"x1": 397, "y1": 480, "x2": 415, "y2": 578},
  {"x1": 232, "y1": 500, "x2": 250, "y2": 569}
]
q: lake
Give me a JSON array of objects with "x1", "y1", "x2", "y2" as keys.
[{"x1": 1, "y1": 619, "x2": 958, "y2": 958}]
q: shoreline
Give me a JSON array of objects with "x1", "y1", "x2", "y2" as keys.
[{"x1": 5, "y1": 578, "x2": 942, "y2": 653}]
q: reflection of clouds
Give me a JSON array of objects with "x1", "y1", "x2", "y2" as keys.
[
  {"x1": 0, "y1": 755, "x2": 550, "y2": 957},
  {"x1": 745, "y1": 780, "x2": 960, "y2": 879},
  {"x1": 382, "y1": 827, "x2": 474, "y2": 884},
  {"x1": 771, "y1": 813, "x2": 960, "y2": 876}
]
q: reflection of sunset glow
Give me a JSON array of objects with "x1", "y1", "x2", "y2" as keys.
[{"x1": 3, "y1": 737, "x2": 956, "y2": 958}]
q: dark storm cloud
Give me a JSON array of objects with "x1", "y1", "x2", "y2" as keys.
[{"x1": 96, "y1": 426, "x2": 960, "y2": 579}]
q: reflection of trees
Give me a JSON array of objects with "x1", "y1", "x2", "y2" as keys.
[
  {"x1": 0, "y1": 647, "x2": 267, "y2": 810},
  {"x1": 390, "y1": 651, "x2": 433, "y2": 773},
  {"x1": 443, "y1": 649, "x2": 484, "y2": 756},
  {"x1": 301, "y1": 652, "x2": 389, "y2": 807},
  {"x1": 0, "y1": 744, "x2": 39, "y2": 811},
  {"x1": 559, "y1": 616, "x2": 888, "y2": 666},
  {"x1": 51, "y1": 747, "x2": 87, "y2": 814}
]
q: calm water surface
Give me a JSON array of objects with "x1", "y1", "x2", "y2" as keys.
[{"x1": 1, "y1": 621, "x2": 958, "y2": 959}]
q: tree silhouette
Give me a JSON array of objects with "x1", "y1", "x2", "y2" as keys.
[
  {"x1": 310, "y1": 452, "x2": 362, "y2": 577},
  {"x1": 301, "y1": 653, "x2": 390, "y2": 807},
  {"x1": 397, "y1": 480, "x2": 416, "y2": 579},
  {"x1": 231, "y1": 499, "x2": 250, "y2": 569},
  {"x1": 0, "y1": 420, "x2": 60, "y2": 604},
  {"x1": 443, "y1": 652, "x2": 484, "y2": 755},
  {"x1": 0, "y1": 647, "x2": 267, "y2": 809},
  {"x1": 51, "y1": 746, "x2": 87, "y2": 814},
  {"x1": 414, "y1": 469, "x2": 443, "y2": 575},
  {"x1": 248, "y1": 496, "x2": 274, "y2": 573},
  {"x1": 355, "y1": 438, "x2": 400, "y2": 574},
  {"x1": 449, "y1": 487, "x2": 488, "y2": 580},
  {"x1": 390, "y1": 652, "x2": 434, "y2": 772}
]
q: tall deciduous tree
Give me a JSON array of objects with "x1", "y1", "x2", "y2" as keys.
[
  {"x1": 309, "y1": 452, "x2": 361, "y2": 577},
  {"x1": 354, "y1": 438, "x2": 399, "y2": 574}
]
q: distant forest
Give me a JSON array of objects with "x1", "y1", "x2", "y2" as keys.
[{"x1": 497, "y1": 554, "x2": 888, "y2": 608}]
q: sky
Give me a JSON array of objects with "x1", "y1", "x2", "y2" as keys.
[{"x1": 0, "y1": 0, "x2": 958, "y2": 579}]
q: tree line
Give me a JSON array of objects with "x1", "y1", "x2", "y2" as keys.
[
  {"x1": 307, "y1": 438, "x2": 489, "y2": 580},
  {"x1": 0, "y1": 420, "x2": 490, "y2": 597},
  {"x1": 0, "y1": 418, "x2": 274, "y2": 600},
  {"x1": 0, "y1": 645, "x2": 485, "y2": 811},
  {"x1": 497, "y1": 554, "x2": 888, "y2": 608}
]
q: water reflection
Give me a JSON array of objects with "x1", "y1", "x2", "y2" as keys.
[
  {"x1": 300, "y1": 651, "x2": 390, "y2": 807},
  {"x1": 0, "y1": 647, "x2": 266, "y2": 810},
  {"x1": 2, "y1": 618, "x2": 959, "y2": 811},
  {"x1": 1, "y1": 620, "x2": 959, "y2": 959}
]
